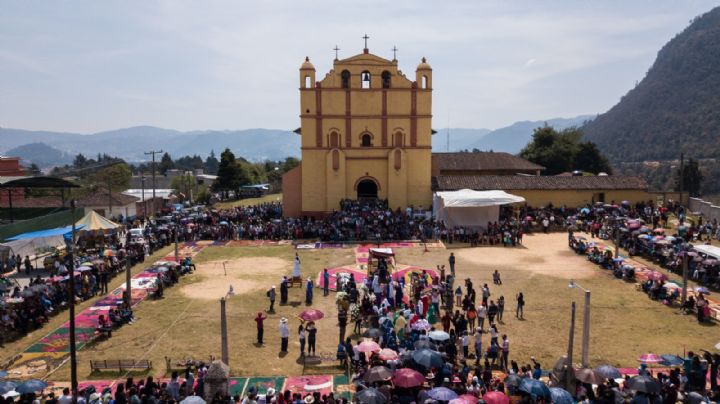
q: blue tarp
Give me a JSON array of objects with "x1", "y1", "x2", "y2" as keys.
[{"x1": 7, "y1": 225, "x2": 85, "y2": 241}]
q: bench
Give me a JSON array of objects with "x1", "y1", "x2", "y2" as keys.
[{"x1": 90, "y1": 359, "x2": 152, "y2": 372}]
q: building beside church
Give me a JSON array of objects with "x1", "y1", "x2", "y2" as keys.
[{"x1": 283, "y1": 44, "x2": 434, "y2": 217}]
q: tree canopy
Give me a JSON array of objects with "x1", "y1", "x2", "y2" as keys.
[{"x1": 519, "y1": 126, "x2": 613, "y2": 175}]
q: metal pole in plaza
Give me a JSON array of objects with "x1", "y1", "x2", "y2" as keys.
[
  {"x1": 569, "y1": 279, "x2": 591, "y2": 368},
  {"x1": 144, "y1": 149, "x2": 163, "y2": 217},
  {"x1": 67, "y1": 200, "x2": 79, "y2": 403},
  {"x1": 220, "y1": 297, "x2": 229, "y2": 365},
  {"x1": 174, "y1": 224, "x2": 179, "y2": 262},
  {"x1": 125, "y1": 259, "x2": 132, "y2": 306},
  {"x1": 565, "y1": 301, "x2": 576, "y2": 392},
  {"x1": 681, "y1": 253, "x2": 689, "y2": 305}
]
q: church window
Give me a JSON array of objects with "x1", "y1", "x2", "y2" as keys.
[
  {"x1": 304, "y1": 75, "x2": 311, "y2": 88},
  {"x1": 382, "y1": 71, "x2": 391, "y2": 89},
  {"x1": 394, "y1": 149, "x2": 402, "y2": 170},
  {"x1": 361, "y1": 71, "x2": 371, "y2": 89},
  {"x1": 341, "y1": 70, "x2": 350, "y2": 89},
  {"x1": 421, "y1": 75, "x2": 428, "y2": 89},
  {"x1": 394, "y1": 131, "x2": 403, "y2": 147},
  {"x1": 332, "y1": 149, "x2": 340, "y2": 170},
  {"x1": 330, "y1": 131, "x2": 340, "y2": 148},
  {"x1": 361, "y1": 133, "x2": 373, "y2": 147}
]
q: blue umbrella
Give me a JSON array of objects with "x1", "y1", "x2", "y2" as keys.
[
  {"x1": 549, "y1": 387, "x2": 573, "y2": 404},
  {"x1": 519, "y1": 378, "x2": 551, "y2": 399},
  {"x1": 412, "y1": 349, "x2": 443, "y2": 369},
  {"x1": 428, "y1": 387, "x2": 458, "y2": 401},
  {"x1": 660, "y1": 354, "x2": 684, "y2": 366},
  {"x1": 594, "y1": 365, "x2": 622, "y2": 380},
  {"x1": 0, "y1": 381, "x2": 17, "y2": 395},
  {"x1": 0, "y1": 371, "x2": 7, "y2": 378},
  {"x1": 356, "y1": 387, "x2": 387, "y2": 404},
  {"x1": 15, "y1": 379, "x2": 48, "y2": 394}
]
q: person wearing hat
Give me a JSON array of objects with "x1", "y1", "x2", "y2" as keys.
[
  {"x1": 280, "y1": 276, "x2": 289, "y2": 305},
  {"x1": 267, "y1": 285, "x2": 276, "y2": 312},
  {"x1": 305, "y1": 277, "x2": 313, "y2": 305},
  {"x1": 303, "y1": 394, "x2": 314, "y2": 404},
  {"x1": 279, "y1": 317, "x2": 289, "y2": 353},
  {"x1": 242, "y1": 386, "x2": 258, "y2": 404}
]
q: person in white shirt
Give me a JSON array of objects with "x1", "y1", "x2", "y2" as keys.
[
  {"x1": 279, "y1": 318, "x2": 289, "y2": 353},
  {"x1": 58, "y1": 388, "x2": 72, "y2": 404}
]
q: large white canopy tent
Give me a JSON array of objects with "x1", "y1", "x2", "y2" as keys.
[{"x1": 433, "y1": 189, "x2": 525, "y2": 228}]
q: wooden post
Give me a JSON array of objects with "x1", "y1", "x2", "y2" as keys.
[{"x1": 220, "y1": 298, "x2": 229, "y2": 366}]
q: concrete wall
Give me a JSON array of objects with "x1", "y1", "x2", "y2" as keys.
[
  {"x1": 689, "y1": 197, "x2": 720, "y2": 222},
  {"x1": 508, "y1": 189, "x2": 654, "y2": 208}
]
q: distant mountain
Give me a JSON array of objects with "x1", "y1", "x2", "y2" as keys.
[
  {"x1": 467, "y1": 115, "x2": 595, "y2": 153},
  {"x1": 0, "y1": 127, "x2": 300, "y2": 163},
  {"x1": 582, "y1": 7, "x2": 720, "y2": 162},
  {"x1": 432, "y1": 128, "x2": 492, "y2": 152},
  {"x1": 5, "y1": 142, "x2": 72, "y2": 168}
]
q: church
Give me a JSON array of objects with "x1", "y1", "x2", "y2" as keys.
[{"x1": 282, "y1": 42, "x2": 434, "y2": 217}]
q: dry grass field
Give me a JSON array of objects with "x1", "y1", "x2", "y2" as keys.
[{"x1": 5, "y1": 232, "x2": 717, "y2": 382}]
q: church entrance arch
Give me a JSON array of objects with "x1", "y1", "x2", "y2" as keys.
[{"x1": 356, "y1": 179, "x2": 378, "y2": 200}]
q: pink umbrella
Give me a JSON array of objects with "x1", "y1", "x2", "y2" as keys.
[
  {"x1": 482, "y1": 391, "x2": 509, "y2": 404},
  {"x1": 645, "y1": 271, "x2": 668, "y2": 281},
  {"x1": 298, "y1": 309, "x2": 324, "y2": 321},
  {"x1": 378, "y1": 348, "x2": 398, "y2": 361},
  {"x1": 653, "y1": 228, "x2": 665, "y2": 234},
  {"x1": 357, "y1": 340, "x2": 381, "y2": 353},
  {"x1": 451, "y1": 395, "x2": 479, "y2": 404},
  {"x1": 392, "y1": 368, "x2": 425, "y2": 388},
  {"x1": 638, "y1": 353, "x2": 663, "y2": 364}
]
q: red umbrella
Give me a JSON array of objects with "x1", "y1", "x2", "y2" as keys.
[
  {"x1": 392, "y1": 368, "x2": 425, "y2": 388},
  {"x1": 638, "y1": 353, "x2": 663, "y2": 364},
  {"x1": 357, "y1": 340, "x2": 381, "y2": 353},
  {"x1": 298, "y1": 309, "x2": 324, "y2": 321},
  {"x1": 482, "y1": 391, "x2": 509, "y2": 404},
  {"x1": 378, "y1": 348, "x2": 398, "y2": 361}
]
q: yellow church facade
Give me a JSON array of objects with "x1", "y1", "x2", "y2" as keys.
[{"x1": 283, "y1": 46, "x2": 434, "y2": 216}]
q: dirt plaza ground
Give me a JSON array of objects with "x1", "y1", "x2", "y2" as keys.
[{"x1": 2, "y1": 232, "x2": 717, "y2": 381}]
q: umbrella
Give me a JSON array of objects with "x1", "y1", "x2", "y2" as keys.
[
  {"x1": 575, "y1": 368, "x2": 605, "y2": 385},
  {"x1": 653, "y1": 228, "x2": 665, "y2": 234},
  {"x1": 637, "y1": 353, "x2": 663, "y2": 364},
  {"x1": 363, "y1": 328, "x2": 382, "y2": 339},
  {"x1": 612, "y1": 258, "x2": 624, "y2": 263},
  {"x1": 428, "y1": 387, "x2": 459, "y2": 401},
  {"x1": 356, "y1": 387, "x2": 386, "y2": 404},
  {"x1": 0, "y1": 382, "x2": 17, "y2": 395},
  {"x1": 103, "y1": 250, "x2": 115, "y2": 257},
  {"x1": 299, "y1": 309, "x2": 324, "y2": 321},
  {"x1": 15, "y1": 379, "x2": 48, "y2": 393},
  {"x1": 364, "y1": 366, "x2": 393, "y2": 383},
  {"x1": 594, "y1": 365, "x2": 622, "y2": 380},
  {"x1": 695, "y1": 287, "x2": 711, "y2": 295},
  {"x1": 686, "y1": 392, "x2": 710, "y2": 404},
  {"x1": 219, "y1": 221, "x2": 229, "y2": 226},
  {"x1": 2, "y1": 391, "x2": 20, "y2": 399},
  {"x1": 504, "y1": 374, "x2": 521, "y2": 387},
  {"x1": 76, "y1": 266, "x2": 93, "y2": 272},
  {"x1": 357, "y1": 340, "x2": 381, "y2": 353},
  {"x1": 715, "y1": 341, "x2": 720, "y2": 350},
  {"x1": 378, "y1": 348, "x2": 398, "y2": 361},
  {"x1": 701, "y1": 259, "x2": 718, "y2": 266},
  {"x1": 392, "y1": 368, "x2": 425, "y2": 388},
  {"x1": 628, "y1": 222, "x2": 642, "y2": 230},
  {"x1": 518, "y1": 378, "x2": 550, "y2": 399},
  {"x1": 482, "y1": 391, "x2": 509, "y2": 404},
  {"x1": 0, "y1": 370, "x2": 6, "y2": 378},
  {"x1": 525, "y1": 216, "x2": 534, "y2": 221},
  {"x1": 180, "y1": 397, "x2": 207, "y2": 404},
  {"x1": 411, "y1": 319, "x2": 431, "y2": 331},
  {"x1": 412, "y1": 349, "x2": 443, "y2": 369},
  {"x1": 626, "y1": 375, "x2": 661, "y2": 394},
  {"x1": 454, "y1": 394, "x2": 479, "y2": 404},
  {"x1": 660, "y1": 354, "x2": 684, "y2": 366},
  {"x1": 645, "y1": 271, "x2": 668, "y2": 281},
  {"x1": 549, "y1": 387, "x2": 574, "y2": 404},
  {"x1": 428, "y1": 330, "x2": 450, "y2": 341},
  {"x1": 414, "y1": 339, "x2": 437, "y2": 350}
]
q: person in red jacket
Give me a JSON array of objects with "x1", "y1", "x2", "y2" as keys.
[{"x1": 254, "y1": 312, "x2": 267, "y2": 344}]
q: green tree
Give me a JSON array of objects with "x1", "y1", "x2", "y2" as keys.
[
  {"x1": 205, "y1": 150, "x2": 219, "y2": 175},
  {"x1": 159, "y1": 152, "x2": 175, "y2": 174},
  {"x1": 73, "y1": 153, "x2": 88, "y2": 168},
  {"x1": 171, "y1": 174, "x2": 197, "y2": 202},
  {"x1": 89, "y1": 163, "x2": 132, "y2": 191},
  {"x1": 214, "y1": 148, "x2": 241, "y2": 198},
  {"x1": 675, "y1": 158, "x2": 703, "y2": 197},
  {"x1": 519, "y1": 126, "x2": 612, "y2": 175}
]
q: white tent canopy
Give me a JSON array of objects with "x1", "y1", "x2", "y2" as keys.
[{"x1": 433, "y1": 189, "x2": 525, "y2": 228}]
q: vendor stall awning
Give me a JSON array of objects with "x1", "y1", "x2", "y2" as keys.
[
  {"x1": 434, "y1": 189, "x2": 525, "y2": 207},
  {"x1": 6, "y1": 225, "x2": 84, "y2": 241},
  {"x1": 433, "y1": 189, "x2": 525, "y2": 228}
]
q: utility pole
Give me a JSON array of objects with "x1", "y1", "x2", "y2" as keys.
[
  {"x1": 68, "y1": 200, "x2": 78, "y2": 403},
  {"x1": 220, "y1": 297, "x2": 229, "y2": 365},
  {"x1": 107, "y1": 176, "x2": 113, "y2": 219},
  {"x1": 141, "y1": 173, "x2": 146, "y2": 219},
  {"x1": 679, "y1": 153, "x2": 684, "y2": 218},
  {"x1": 144, "y1": 150, "x2": 163, "y2": 218},
  {"x1": 125, "y1": 259, "x2": 132, "y2": 306},
  {"x1": 681, "y1": 253, "x2": 689, "y2": 306},
  {"x1": 565, "y1": 301, "x2": 576, "y2": 392},
  {"x1": 569, "y1": 280, "x2": 591, "y2": 368}
]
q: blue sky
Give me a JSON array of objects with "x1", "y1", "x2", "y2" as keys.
[{"x1": 1, "y1": 0, "x2": 718, "y2": 133}]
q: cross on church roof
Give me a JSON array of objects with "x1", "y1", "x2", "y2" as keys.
[
  {"x1": 363, "y1": 34, "x2": 369, "y2": 49},
  {"x1": 333, "y1": 45, "x2": 340, "y2": 60},
  {"x1": 392, "y1": 45, "x2": 398, "y2": 60}
]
